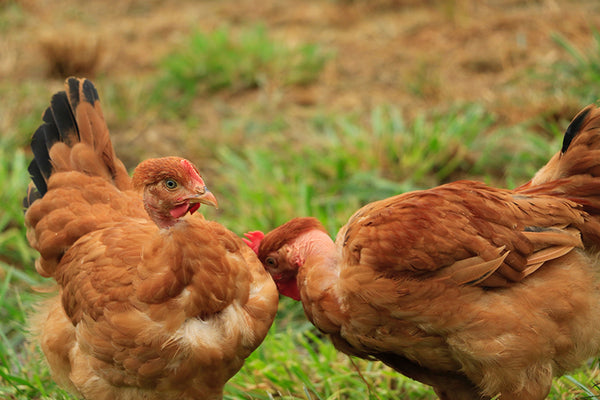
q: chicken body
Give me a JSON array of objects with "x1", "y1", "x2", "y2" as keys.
[
  {"x1": 25, "y1": 78, "x2": 278, "y2": 400},
  {"x1": 247, "y1": 106, "x2": 600, "y2": 399}
]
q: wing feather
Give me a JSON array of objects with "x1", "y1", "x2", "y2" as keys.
[
  {"x1": 339, "y1": 181, "x2": 585, "y2": 288},
  {"x1": 436, "y1": 247, "x2": 508, "y2": 286}
]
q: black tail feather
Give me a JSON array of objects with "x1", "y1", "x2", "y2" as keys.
[
  {"x1": 41, "y1": 107, "x2": 61, "y2": 144},
  {"x1": 28, "y1": 124, "x2": 54, "y2": 197},
  {"x1": 27, "y1": 154, "x2": 47, "y2": 198},
  {"x1": 561, "y1": 105, "x2": 592, "y2": 154},
  {"x1": 66, "y1": 77, "x2": 80, "y2": 110},
  {"x1": 48, "y1": 91, "x2": 78, "y2": 145},
  {"x1": 81, "y1": 78, "x2": 99, "y2": 104},
  {"x1": 25, "y1": 89, "x2": 80, "y2": 206},
  {"x1": 22, "y1": 185, "x2": 41, "y2": 209}
]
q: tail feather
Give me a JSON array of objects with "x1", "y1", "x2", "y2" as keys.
[
  {"x1": 66, "y1": 77, "x2": 98, "y2": 147},
  {"x1": 560, "y1": 105, "x2": 593, "y2": 154},
  {"x1": 47, "y1": 90, "x2": 78, "y2": 146},
  {"x1": 24, "y1": 77, "x2": 130, "y2": 209},
  {"x1": 521, "y1": 105, "x2": 600, "y2": 187},
  {"x1": 517, "y1": 104, "x2": 600, "y2": 245},
  {"x1": 22, "y1": 184, "x2": 42, "y2": 209},
  {"x1": 28, "y1": 127, "x2": 52, "y2": 195},
  {"x1": 67, "y1": 77, "x2": 130, "y2": 190},
  {"x1": 25, "y1": 95, "x2": 72, "y2": 204}
]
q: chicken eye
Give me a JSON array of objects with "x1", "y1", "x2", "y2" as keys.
[
  {"x1": 164, "y1": 179, "x2": 178, "y2": 190},
  {"x1": 265, "y1": 257, "x2": 277, "y2": 268}
]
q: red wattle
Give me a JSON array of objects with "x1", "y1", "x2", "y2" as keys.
[
  {"x1": 170, "y1": 203, "x2": 189, "y2": 218},
  {"x1": 276, "y1": 279, "x2": 301, "y2": 301}
]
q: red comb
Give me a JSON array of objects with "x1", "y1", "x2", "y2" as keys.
[
  {"x1": 243, "y1": 231, "x2": 265, "y2": 255},
  {"x1": 180, "y1": 159, "x2": 205, "y2": 186}
]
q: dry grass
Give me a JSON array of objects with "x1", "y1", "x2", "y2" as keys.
[{"x1": 38, "y1": 28, "x2": 104, "y2": 78}]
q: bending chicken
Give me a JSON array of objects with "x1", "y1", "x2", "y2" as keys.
[
  {"x1": 244, "y1": 105, "x2": 600, "y2": 400},
  {"x1": 25, "y1": 77, "x2": 278, "y2": 400}
]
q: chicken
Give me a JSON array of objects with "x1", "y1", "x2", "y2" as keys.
[
  {"x1": 243, "y1": 105, "x2": 600, "y2": 400},
  {"x1": 24, "y1": 77, "x2": 279, "y2": 400}
]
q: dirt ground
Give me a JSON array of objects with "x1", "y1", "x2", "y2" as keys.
[{"x1": 3, "y1": 0, "x2": 600, "y2": 141}]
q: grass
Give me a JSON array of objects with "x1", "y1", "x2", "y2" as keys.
[
  {"x1": 0, "y1": 146, "x2": 32, "y2": 267},
  {"x1": 225, "y1": 318, "x2": 437, "y2": 399},
  {"x1": 214, "y1": 104, "x2": 498, "y2": 234},
  {"x1": 152, "y1": 25, "x2": 330, "y2": 116},
  {"x1": 1, "y1": 20, "x2": 600, "y2": 400},
  {"x1": 0, "y1": 263, "x2": 70, "y2": 400},
  {"x1": 550, "y1": 29, "x2": 600, "y2": 104}
]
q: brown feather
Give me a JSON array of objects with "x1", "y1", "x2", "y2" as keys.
[{"x1": 436, "y1": 247, "x2": 508, "y2": 286}]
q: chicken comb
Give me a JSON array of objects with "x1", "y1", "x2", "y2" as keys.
[
  {"x1": 242, "y1": 231, "x2": 265, "y2": 255},
  {"x1": 181, "y1": 159, "x2": 205, "y2": 186}
]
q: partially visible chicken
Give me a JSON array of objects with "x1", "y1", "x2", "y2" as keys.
[
  {"x1": 244, "y1": 105, "x2": 600, "y2": 400},
  {"x1": 25, "y1": 77, "x2": 278, "y2": 400}
]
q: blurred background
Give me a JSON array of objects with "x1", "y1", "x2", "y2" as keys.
[{"x1": 1, "y1": 0, "x2": 600, "y2": 398}]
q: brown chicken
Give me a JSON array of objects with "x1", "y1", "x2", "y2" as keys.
[
  {"x1": 244, "y1": 105, "x2": 600, "y2": 400},
  {"x1": 24, "y1": 77, "x2": 279, "y2": 400}
]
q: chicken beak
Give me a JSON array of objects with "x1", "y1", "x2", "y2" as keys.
[{"x1": 188, "y1": 186, "x2": 218, "y2": 209}]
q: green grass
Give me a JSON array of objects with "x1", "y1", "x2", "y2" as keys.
[
  {"x1": 548, "y1": 29, "x2": 600, "y2": 104},
  {"x1": 214, "y1": 104, "x2": 499, "y2": 234},
  {"x1": 0, "y1": 146, "x2": 32, "y2": 267},
  {"x1": 225, "y1": 315, "x2": 437, "y2": 399},
  {"x1": 0, "y1": 263, "x2": 70, "y2": 400},
  {"x1": 152, "y1": 25, "x2": 330, "y2": 116}
]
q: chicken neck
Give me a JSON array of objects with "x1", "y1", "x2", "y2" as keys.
[{"x1": 293, "y1": 230, "x2": 340, "y2": 300}]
